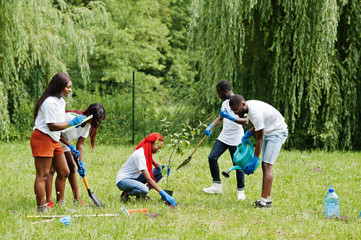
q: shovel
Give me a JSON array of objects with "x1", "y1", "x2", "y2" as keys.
[
  {"x1": 176, "y1": 116, "x2": 220, "y2": 170},
  {"x1": 73, "y1": 154, "x2": 103, "y2": 208}
]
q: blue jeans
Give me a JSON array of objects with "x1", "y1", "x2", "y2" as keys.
[
  {"x1": 208, "y1": 139, "x2": 245, "y2": 190},
  {"x1": 261, "y1": 131, "x2": 288, "y2": 165},
  {"x1": 116, "y1": 168, "x2": 163, "y2": 196}
]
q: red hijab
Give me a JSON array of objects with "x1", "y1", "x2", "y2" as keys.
[{"x1": 134, "y1": 133, "x2": 164, "y2": 181}]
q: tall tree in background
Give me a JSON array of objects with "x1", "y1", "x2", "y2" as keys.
[
  {"x1": 189, "y1": 0, "x2": 361, "y2": 150},
  {"x1": 83, "y1": 0, "x2": 171, "y2": 92},
  {"x1": 0, "y1": 0, "x2": 106, "y2": 140},
  {"x1": 85, "y1": 0, "x2": 195, "y2": 93},
  {"x1": 164, "y1": 0, "x2": 195, "y2": 88}
]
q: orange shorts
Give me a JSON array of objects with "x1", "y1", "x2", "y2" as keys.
[{"x1": 30, "y1": 129, "x2": 64, "y2": 157}]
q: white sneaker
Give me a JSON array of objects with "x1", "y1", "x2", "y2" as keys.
[
  {"x1": 203, "y1": 183, "x2": 222, "y2": 194},
  {"x1": 237, "y1": 190, "x2": 246, "y2": 201}
]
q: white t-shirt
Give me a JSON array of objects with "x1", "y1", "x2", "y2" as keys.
[
  {"x1": 116, "y1": 147, "x2": 147, "y2": 184},
  {"x1": 61, "y1": 112, "x2": 91, "y2": 151},
  {"x1": 33, "y1": 96, "x2": 66, "y2": 141},
  {"x1": 218, "y1": 99, "x2": 244, "y2": 146},
  {"x1": 246, "y1": 100, "x2": 288, "y2": 136}
]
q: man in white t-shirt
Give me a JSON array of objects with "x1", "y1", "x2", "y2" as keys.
[
  {"x1": 222, "y1": 94, "x2": 288, "y2": 208},
  {"x1": 202, "y1": 80, "x2": 248, "y2": 201}
]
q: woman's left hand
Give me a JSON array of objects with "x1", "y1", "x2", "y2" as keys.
[
  {"x1": 77, "y1": 161, "x2": 86, "y2": 178},
  {"x1": 159, "y1": 164, "x2": 171, "y2": 176}
]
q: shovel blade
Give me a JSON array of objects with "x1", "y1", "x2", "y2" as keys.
[
  {"x1": 176, "y1": 156, "x2": 192, "y2": 170},
  {"x1": 89, "y1": 191, "x2": 103, "y2": 208}
]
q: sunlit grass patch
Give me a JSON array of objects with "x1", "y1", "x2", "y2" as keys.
[{"x1": 1, "y1": 142, "x2": 360, "y2": 239}]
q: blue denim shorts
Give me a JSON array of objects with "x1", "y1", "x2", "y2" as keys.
[{"x1": 261, "y1": 131, "x2": 288, "y2": 165}]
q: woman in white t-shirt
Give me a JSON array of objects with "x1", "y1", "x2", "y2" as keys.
[
  {"x1": 30, "y1": 72, "x2": 85, "y2": 213},
  {"x1": 116, "y1": 133, "x2": 177, "y2": 206},
  {"x1": 45, "y1": 103, "x2": 105, "y2": 207}
]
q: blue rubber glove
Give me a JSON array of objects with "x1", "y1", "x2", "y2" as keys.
[
  {"x1": 68, "y1": 115, "x2": 86, "y2": 127},
  {"x1": 219, "y1": 108, "x2": 236, "y2": 122},
  {"x1": 68, "y1": 144, "x2": 80, "y2": 156},
  {"x1": 204, "y1": 123, "x2": 213, "y2": 137},
  {"x1": 242, "y1": 130, "x2": 253, "y2": 143},
  {"x1": 159, "y1": 164, "x2": 171, "y2": 176},
  {"x1": 159, "y1": 190, "x2": 177, "y2": 206},
  {"x1": 244, "y1": 156, "x2": 260, "y2": 175},
  {"x1": 77, "y1": 161, "x2": 86, "y2": 178}
]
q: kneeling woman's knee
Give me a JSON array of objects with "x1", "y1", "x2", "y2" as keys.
[{"x1": 139, "y1": 185, "x2": 149, "y2": 195}]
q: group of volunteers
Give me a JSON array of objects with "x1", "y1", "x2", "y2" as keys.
[
  {"x1": 30, "y1": 72, "x2": 105, "y2": 212},
  {"x1": 202, "y1": 80, "x2": 288, "y2": 208},
  {"x1": 30, "y1": 72, "x2": 287, "y2": 212},
  {"x1": 114, "y1": 79, "x2": 288, "y2": 209},
  {"x1": 30, "y1": 72, "x2": 175, "y2": 213}
]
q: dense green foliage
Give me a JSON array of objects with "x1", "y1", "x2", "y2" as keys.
[
  {"x1": 2, "y1": 0, "x2": 361, "y2": 150},
  {"x1": 0, "y1": 0, "x2": 106, "y2": 140},
  {"x1": 190, "y1": 0, "x2": 361, "y2": 150},
  {"x1": 0, "y1": 0, "x2": 201, "y2": 144}
]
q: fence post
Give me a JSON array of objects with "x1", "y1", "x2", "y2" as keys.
[
  {"x1": 132, "y1": 70, "x2": 135, "y2": 144},
  {"x1": 36, "y1": 69, "x2": 39, "y2": 101}
]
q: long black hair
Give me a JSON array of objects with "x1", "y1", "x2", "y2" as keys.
[
  {"x1": 34, "y1": 72, "x2": 71, "y2": 121},
  {"x1": 67, "y1": 103, "x2": 105, "y2": 149}
]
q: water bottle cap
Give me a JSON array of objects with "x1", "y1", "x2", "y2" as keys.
[{"x1": 328, "y1": 188, "x2": 334, "y2": 193}]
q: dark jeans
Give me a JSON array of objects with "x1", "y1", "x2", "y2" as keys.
[{"x1": 208, "y1": 139, "x2": 245, "y2": 190}]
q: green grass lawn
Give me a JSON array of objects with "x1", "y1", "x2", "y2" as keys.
[{"x1": 1, "y1": 141, "x2": 361, "y2": 239}]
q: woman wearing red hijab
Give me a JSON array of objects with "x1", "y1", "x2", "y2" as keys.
[{"x1": 116, "y1": 133, "x2": 176, "y2": 206}]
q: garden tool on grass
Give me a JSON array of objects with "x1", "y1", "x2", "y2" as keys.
[
  {"x1": 176, "y1": 116, "x2": 221, "y2": 170},
  {"x1": 222, "y1": 139, "x2": 259, "y2": 178},
  {"x1": 26, "y1": 209, "x2": 148, "y2": 219},
  {"x1": 73, "y1": 154, "x2": 103, "y2": 207}
]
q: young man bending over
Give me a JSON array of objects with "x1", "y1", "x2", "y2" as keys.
[{"x1": 220, "y1": 94, "x2": 288, "y2": 208}]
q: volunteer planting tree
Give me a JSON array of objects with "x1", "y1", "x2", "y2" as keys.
[
  {"x1": 30, "y1": 72, "x2": 86, "y2": 212},
  {"x1": 224, "y1": 94, "x2": 288, "y2": 208},
  {"x1": 115, "y1": 133, "x2": 177, "y2": 206},
  {"x1": 45, "y1": 103, "x2": 106, "y2": 208},
  {"x1": 202, "y1": 80, "x2": 248, "y2": 201}
]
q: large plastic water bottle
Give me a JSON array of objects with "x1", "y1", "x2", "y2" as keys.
[{"x1": 325, "y1": 186, "x2": 339, "y2": 218}]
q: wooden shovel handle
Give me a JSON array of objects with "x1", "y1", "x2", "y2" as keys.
[
  {"x1": 189, "y1": 116, "x2": 221, "y2": 157},
  {"x1": 189, "y1": 135, "x2": 207, "y2": 157}
]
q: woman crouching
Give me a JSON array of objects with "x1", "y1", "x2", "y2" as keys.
[{"x1": 116, "y1": 133, "x2": 176, "y2": 206}]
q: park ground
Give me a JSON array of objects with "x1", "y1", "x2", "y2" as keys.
[{"x1": 1, "y1": 142, "x2": 361, "y2": 239}]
